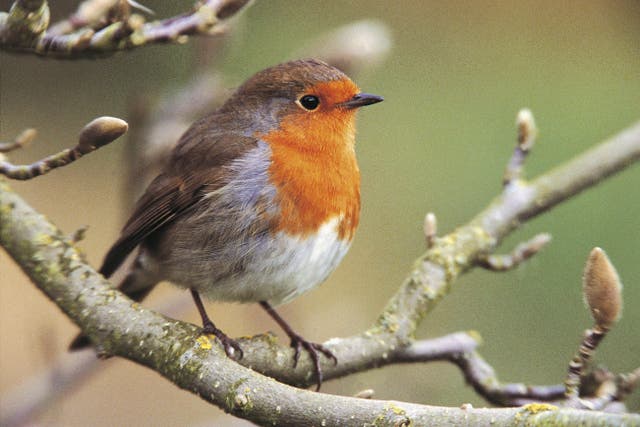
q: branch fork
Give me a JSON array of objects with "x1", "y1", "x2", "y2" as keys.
[{"x1": 1, "y1": 106, "x2": 639, "y2": 425}]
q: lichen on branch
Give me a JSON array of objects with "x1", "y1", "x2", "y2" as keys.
[{"x1": 2, "y1": 118, "x2": 639, "y2": 425}]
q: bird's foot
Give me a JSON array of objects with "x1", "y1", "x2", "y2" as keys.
[
  {"x1": 290, "y1": 333, "x2": 337, "y2": 391},
  {"x1": 202, "y1": 321, "x2": 244, "y2": 360}
]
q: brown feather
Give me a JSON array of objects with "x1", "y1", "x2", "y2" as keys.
[{"x1": 99, "y1": 128, "x2": 259, "y2": 278}]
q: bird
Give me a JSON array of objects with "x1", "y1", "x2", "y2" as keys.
[{"x1": 70, "y1": 58, "x2": 383, "y2": 390}]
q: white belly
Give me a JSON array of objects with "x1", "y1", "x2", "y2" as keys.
[{"x1": 198, "y1": 216, "x2": 351, "y2": 305}]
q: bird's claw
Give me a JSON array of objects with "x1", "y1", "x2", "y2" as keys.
[
  {"x1": 290, "y1": 334, "x2": 337, "y2": 391},
  {"x1": 202, "y1": 322, "x2": 244, "y2": 360}
]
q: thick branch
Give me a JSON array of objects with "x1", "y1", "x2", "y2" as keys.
[
  {"x1": 0, "y1": 331, "x2": 479, "y2": 427},
  {"x1": 0, "y1": 180, "x2": 635, "y2": 426}
]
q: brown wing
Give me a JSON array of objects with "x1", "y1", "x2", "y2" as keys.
[
  {"x1": 99, "y1": 173, "x2": 203, "y2": 277},
  {"x1": 99, "y1": 125, "x2": 259, "y2": 278}
]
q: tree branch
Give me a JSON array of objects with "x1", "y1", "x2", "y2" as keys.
[
  {"x1": 372, "y1": 120, "x2": 640, "y2": 352},
  {"x1": 2, "y1": 119, "x2": 639, "y2": 425},
  {"x1": 0, "y1": 128, "x2": 37, "y2": 153},
  {"x1": 0, "y1": 331, "x2": 479, "y2": 427},
  {"x1": 0, "y1": 181, "x2": 632, "y2": 427},
  {"x1": 476, "y1": 232, "x2": 551, "y2": 271},
  {"x1": 452, "y1": 350, "x2": 566, "y2": 406},
  {"x1": 0, "y1": 117, "x2": 127, "y2": 180},
  {"x1": 0, "y1": 0, "x2": 252, "y2": 58}
]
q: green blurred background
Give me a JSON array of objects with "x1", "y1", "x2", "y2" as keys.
[{"x1": 1, "y1": 1, "x2": 639, "y2": 425}]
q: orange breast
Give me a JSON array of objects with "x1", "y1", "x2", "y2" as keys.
[{"x1": 261, "y1": 108, "x2": 361, "y2": 241}]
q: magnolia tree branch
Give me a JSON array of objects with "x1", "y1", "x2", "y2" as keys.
[
  {"x1": 0, "y1": 117, "x2": 127, "y2": 179},
  {"x1": 452, "y1": 350, "x2": 565, "y2": 406},
  {"x1": 2, "y1": 119, "x2": 639, "y2": 425},
  {"x1": 0, "y1": 0, "x2": 252, "y2": 58},
  {"x1": 354, "y1": 120, "x2": 640, "y2": 373},
  {"x1": 477, "y1": 232, "x2": 551, "y2": 271},
  {"x1": 0, "y1": 332, "x2": 477, "y2": 427},
  {"x1": 0, "y1": 182, "x2": 632, "y2": 427}
]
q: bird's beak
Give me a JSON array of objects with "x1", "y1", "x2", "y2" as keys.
[{"x1": 339, "y1": 93, "x2": 384, "y2": 109}]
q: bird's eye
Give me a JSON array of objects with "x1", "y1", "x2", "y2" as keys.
[{"x1": 298, "y1": 95, "x2": 320, "y2": 111}]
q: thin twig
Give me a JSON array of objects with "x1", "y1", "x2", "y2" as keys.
[
  {"x1": 565, "y1": 326, "x2": 609, "y2": 401},
  {"x1": 503, "y1": 108, "x2": 537, "y2": 185},
  {"x1": 48, "y1": 0, "x2": 154, "y2": 36},
  {"x1": 452, "y1": 350, "x2": 566, "y2": 406},
  {"x1": 0, "y1": 128, "x2": 37, "y2": 153},
  {"x1": 477, "y1": 232, "x2": 551, "y2": 271},
  {"x1": 423, "y1": 212, "x2": 437, "y2": 249},
  {"x1": 0, "y1": 117, "x2": 127, "y2": 180}
]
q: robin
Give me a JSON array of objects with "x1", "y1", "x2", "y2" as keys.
[{"x1": 70, "y1": 59, "x2": 383, "y2": 390}]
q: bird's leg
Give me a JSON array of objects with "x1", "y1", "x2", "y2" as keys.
[
  {"x1": 259, "y1": 301, "x2": 337, "y2": 391},
  {"x1": 190, "y1": 289, "x2": 243, "y2": 359}
]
